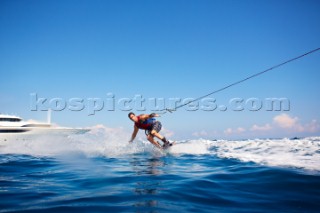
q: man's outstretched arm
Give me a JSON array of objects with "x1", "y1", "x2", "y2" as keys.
[
  {"x1": 139, "y1": 113, "x2": 160, "y2": 120},
  {"x1": 129, "y1": 125, "x2": 139, "y2": 142}
]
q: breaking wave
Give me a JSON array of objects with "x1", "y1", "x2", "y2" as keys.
[{"x1": 0, "y1": 125, "x2": 319, "y2": 172}]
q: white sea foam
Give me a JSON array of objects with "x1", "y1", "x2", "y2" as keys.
[
  {"x1": 0, "y1": 126, "x2": 319, "y2": 171},
  {"x1": 169, "y1": 139, "x2": 213, "y2": 155},
  {"x1": 0, "y1": 125, "x2": 161, "y2": 158},
  {"x1": 211, "y1": 137, "x2": 320, "y2": 171}
]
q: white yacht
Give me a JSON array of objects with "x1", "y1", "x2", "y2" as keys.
[
  {"x1": 0, "y1": 114, "x2": 50, "y2": 133},
  {"x1": 0, "y1": 114, "x2": 89, "y2": 135}
]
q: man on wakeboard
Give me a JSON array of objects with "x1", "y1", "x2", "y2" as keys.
[{"x1": 128, "y1": 112, "x2": 171, "y2": 149}]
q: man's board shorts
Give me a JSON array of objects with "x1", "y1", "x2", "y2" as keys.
[{"x1": 145, "y1": 121, "x2": 162, "y2": 136}]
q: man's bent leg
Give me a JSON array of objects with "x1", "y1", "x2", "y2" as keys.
[
  {"x1": 150, "y1": 130, "x2": 164, "y2": 140},
  {"x1": 147, "y1": 134, "x2": 162, "y2": 149},
  {"x1": 150, "y1": 130, "x2": 170, "y2": 146}
]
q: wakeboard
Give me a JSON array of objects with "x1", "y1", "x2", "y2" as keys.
[{"x1": 162, "y1": 141, "x2": 176, "y2": 150}]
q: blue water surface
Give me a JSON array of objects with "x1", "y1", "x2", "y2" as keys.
[{"x1": 1, "y1": 150, "x2": 320, "y2": 213}]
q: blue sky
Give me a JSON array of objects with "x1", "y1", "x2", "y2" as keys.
[{"x1": 1, "y1": 0, "x2": 320, "y2": 139}]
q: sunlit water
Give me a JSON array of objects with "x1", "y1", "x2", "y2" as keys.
[{"x1": 1, "y1": 127, "x2": 320, "y2": 212}]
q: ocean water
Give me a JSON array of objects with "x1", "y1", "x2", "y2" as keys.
[{"x1": 1, "y1": 127, "x2": 320, "y2": 212}]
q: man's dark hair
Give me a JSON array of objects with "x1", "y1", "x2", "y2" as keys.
[{"x1": 128, "y1": 112, "x2": 135, "y2": 118}]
